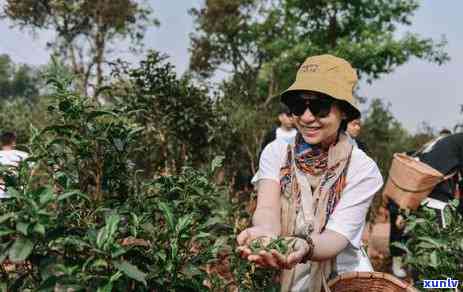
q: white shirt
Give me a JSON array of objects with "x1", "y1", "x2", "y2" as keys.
[
  {"x1": 346, "y1": 132, "x2": 358, "y2": 148},
  {"x1": 275, "y1": 127, "x2": 297, "y2": 144},
  {"x1": 420, "y1": 134, "x2": 447, "y2": 154},
  {"x1": 0, "y1": 149, "x2": 29, "y2": 198},
  {"x1": 252, "y1": 139, "x2": 383, "y2": 283}
]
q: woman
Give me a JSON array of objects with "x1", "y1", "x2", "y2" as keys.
[{"x1": 237, "y1": 55, "x2": 383, "y2": 291}]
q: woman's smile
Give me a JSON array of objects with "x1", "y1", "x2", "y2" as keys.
[{"x1": 299, "y1": 125, "x2": 321, "y2": 137}]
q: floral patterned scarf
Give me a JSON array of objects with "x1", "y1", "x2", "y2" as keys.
[{"x1": 279, "y1": 132, "x2": 353, "y2": 292}]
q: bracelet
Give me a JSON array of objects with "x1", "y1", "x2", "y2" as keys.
[
  {"x1": 303, "y1": 222, "x2": 314, "y2": 239},
  {"x1": 300, "y1": 236, "x2": 315, "y2": 263},
  {"x1": 298, "y1": 222, "x2": 315, "y2": 263}
]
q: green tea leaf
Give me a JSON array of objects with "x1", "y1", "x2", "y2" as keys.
[
  {"x1": 181, "y1": 263, "x2": 202, "y2": 278},
  {"x1": 58, "y1": 190, "x2": 88, "y2": 201},
  {"x1": 16, "y1": 222, "x2": 29, "y2": 235},
  {"x1": 391, "y1": 242, "x2": 410, "y2": 254},
  {"x1": 96, "y1": 214, "x2": 120, "y2": 250},
  {"x1": 6, "y1": 188, "x2": 20, "y2": 199},
  {"x1": 0, "y1": 228, "x2": 15, "y2": 237},
  {"x1": 96, "y1": 227, "x2": 109, "y2": 249},
  {"x1": 97, "y1": 283, "x2": 113, "y2": 292},
  {"x1": 114, "y1": 260, "x2": 147, "y2": 286},
  {"x1": 91, "y1": 259, "x2": 109, "y2": 269},
  {"x1": 111, "y1": 246, "x2": 127, "y2": 259},
  {"x1": 418, "y1": 237, "x2": 447, "y2": 248},
  {"x1": 39, "y1": 187, "x2": 55, "y2": 205},
  {"x1": 210, "y1": 156, "x2": 225, "y2": 173},
  {"x1": 33, "y1": 223, "x2": 46, "y2": 236},
  {"x1": 97, "y1": 271, "x2": 123, "y2": 292},
  {"x1": 9, "y1": 237, "x2": 33, "y2": 262},
  {"x1": 107, "y1": 214, "x2": 120, "y2": 239},
  {"x1": 87, "y1": 110, "x2": 119, "y2": 120},
  {"x1": 170, "y1": 241, "x2": 178, "y2": 260},
  {"x1": 0, "y1": 212, "x2": 15, "y2": 224},
  {"x1": 175, "y1": 215, "x2": 193, "y2": 235},
  {"x1": 158, "y1": 201, "x2": 175, "y2": 231},
  {"x1": 430, "y1": 251, "x2": 438, "y2": 268},
  {"x1": 192, "y1": 232, "x2": 211, "y2": 241}
]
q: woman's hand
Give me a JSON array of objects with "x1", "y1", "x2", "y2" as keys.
[
  {"x1": 236, "y1": 226, "x2": 278, "y2": 266},
  {"x1": 236, "y1": 179, "x2": 283, "y2": 268},
  {"x1": 237, "y1": 225, "x2": 278, "y2": 248},
  {"x1": 271, "y1": 237, "x2": 310, "y2": 269},
  {"x1": 395, "y1": 214, "x2": 406, "y2": 230},
  {"x1": 237, "y1": 231, "x2": 311, "y2": 270}
]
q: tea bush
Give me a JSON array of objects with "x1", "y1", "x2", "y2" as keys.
[
  {"x1": 394, "y1": 201, "x2": 463, "y2": 284},
  {"x1": 0, "y1": 58, "x2": 279, "y2": 291}
]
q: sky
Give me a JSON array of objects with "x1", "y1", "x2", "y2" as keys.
[{"x1": 0, "y1": 0, "x2": 462, "y2": 133}]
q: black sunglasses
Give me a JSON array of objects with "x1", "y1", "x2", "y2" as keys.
[{"x1": 288, "y1": 97, "x2": 334, "y2": 118}]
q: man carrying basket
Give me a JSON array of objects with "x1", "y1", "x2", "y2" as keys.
[{"x1": 385, "y1": 132, "x2": 463, "y2": 277}]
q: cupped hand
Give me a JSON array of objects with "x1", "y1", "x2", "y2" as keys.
[
  {"x1": 237, "y1": 225, "x2": 278, "y2": 246},
  {"x1": 237, "y1": 231, "x2": 310, "y2": 270},
  {"x1": 271, "y1": 237, "x2": 310, "y2": 269},
  {"x1": 236, "y1": 226, "x2": 278, "y2": 266}
]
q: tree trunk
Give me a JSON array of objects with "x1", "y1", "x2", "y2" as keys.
[
  {"x1": 263, "y1": 65, "x2": 277, "y2": 108},
  {"x1": 94, "y1": 2, "x2": 107, "y2": 102},
  {"x1": 92, "y1": 143, "x2": 104, "y2": 201},
  {"x1": 180, "y1": 143, "x2": 188, "y2": 167},
  {"x1": 94, "y1": 159, "x2": 103, "y2": 201},
  {"x1": 244, "y1": 144, "x2": 256, "y2": 175},
  {"x1": 158, "y1": 130, "x2": 170, "y2": 176},
  {"x1": 328, "y1": 9, "x2": 338, "y2": 48},
  {"x1": 95, "y1": 35, "x2": 105, "y2": 100},
  {"x1": 68, "y1": 45, "x2": 87, "y2": 95}
]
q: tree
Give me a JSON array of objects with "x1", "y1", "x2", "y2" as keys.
[
  {"x1": 191, "y1": 0, "x2": 449, "y2": 93},
  {"x1": 189, "y1": 0, "x2": 261, "y2": 79},
  {"x1": 110, "y1": 51, "x2": 218, "y2": 176},
  {"x1": 0, "y1": 54, "x2": 40, "y2": 100},
  {"x1": 455, "y1": 105, "x2": 463, "y2": 133},
  {"x1": 3, "y1": 0, "x2": 158, "y2": 98},
  {"x1": 409, "y1": 121, "x2": 435, "y2": 151},
  {"x1": 361, "y1": 99, "x2": 413, "y2": 176},
  {"x1": 190, "y1": 0, "x2": 449, "y2": 177}
]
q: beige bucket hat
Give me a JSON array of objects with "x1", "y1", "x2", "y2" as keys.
[{"x1": 281, "y1": 54, "x2": 360, "y2": 120}]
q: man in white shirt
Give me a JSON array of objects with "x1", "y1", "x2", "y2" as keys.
[
  {"x1": 346, "y1": 118, "x2": 368, "y2": 153},
  {"x1": 0, "y1": 132, "x2": 29, "y2": 199},
  {"x1": 259, "y1": 103, "x2": 298, "y2": 159}
]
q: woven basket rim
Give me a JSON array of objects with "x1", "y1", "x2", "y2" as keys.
[
  {"x1": 327, "y1": 272, "x2": 418, "y2": 291},
  {"x1": 393, "y1": 153, "x2": 443, "y2": 177}
]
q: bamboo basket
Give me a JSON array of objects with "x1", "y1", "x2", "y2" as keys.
[
  {"x1": 383, "y1": 153, "x2": 445, "y2": 210},
  {"x1": 324, "y1": 272, "x2": 418, "y2": 292}
]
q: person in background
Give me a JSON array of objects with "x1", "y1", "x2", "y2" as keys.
[
  {"x1": 419, "y1": 128, "x2": 451, "y2": 154},
  {"x1": 259, "y1": 103, "x2": 297, "y2": 158},
  {"x1": 346, "y1": 118, "x2": 368, "y2": 153},
  {"x1": 388, "y1": 130, "x2": 462, "y2": 278},
  {"x1": 0, "y1": 132, "x2": 29, "y2": 199},
  {"x1": 418, "y1": 131, "x2": 462, "y2": 204}
]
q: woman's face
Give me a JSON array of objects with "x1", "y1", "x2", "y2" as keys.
[{"x1": 289, "y1": 92, "x2": 344, "y2": 147}]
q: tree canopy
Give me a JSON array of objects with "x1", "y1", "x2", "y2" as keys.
[
  {"x1": 0, "y1": 54, "x2": 40, "y2": 100},
  {"x1": 190, "y1": 0, "x2": 449, "y2": 97},
  {"x1": 3, "y1": 0, "x2": 158, "y2": 97},
  {"x1": 189, "y1": 0, "x2": 450, "y2": 177}
]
